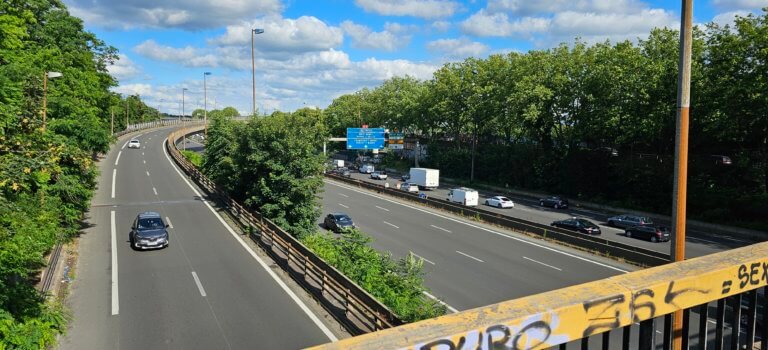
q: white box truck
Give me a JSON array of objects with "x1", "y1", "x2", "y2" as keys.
[
  {"x1": 334, "y1": 159, "x2": 345, "y2": 168},
  {"x1": 447, "y1": 187, "x2": 479, "y2": 206},
  {"x1": 409, "y1": 168, "x2": 439, "y2": 189}
]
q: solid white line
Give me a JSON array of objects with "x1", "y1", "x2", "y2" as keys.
[
  {"x1": 338, "y1": 203, "x2": 349, "y2": 209},
  {"x1": 114, "y1": 151, "x2": 121, "y2": 166},
  {"x1": 430, "y1": 224, "x2": 452, "y2": 233},
  {"x1": 383, "y1": 221, "x2": 400, "y2": 229},
  {"x1": 411, "y1": 252, "x2": 435, "y2": 265},
  {"x1": 523, "y1": 256, "x2": 562, "y2": 271},
  {"x1": 422, "y1": 291, "x2": 459, "y2": 313},
  {"x1": 153, "y1": 187, "x2": 158, "y2": 195},
  {"x1": 163, "y1": 140, "x2": 337, "y2": 341},
  {"x1": 338, "y1": 193, "x2": 349, "y2": 198},
  {"x1": 121, "y1": 142, "x2": 128, "y2": 150},
  {"x1": 191, "y1": 272, "x2": 207, "y2": 297},
  {"x1": 326, "y1": 180, "x2": 629, "y2": 273},
  {"x1": 456, "y1": 250, "x2": 484, "y2": 263},
  {"x1": 111, "y1": 211, "x2": 119, "y2": 315},
  {"x1": 111, "y1": 169, "x2": 116, "y2": 198},
  {"x1": 689, "y1": 236, "x2": 720, "y2": 244},
  {"x1": 142, "y1": 152, "x2": 145, "y2": 156},
  {"x1": 146, "y1": 171, "x2": 150, "y2": 176},
  {"x1": 375, "y1": 205, "x2": 390, "y2": 212},
  {"x1": 143, "y1": 160, "x2": 146, "y2": 164},
  {"x1": 165, "y1": 216, "x2": 173, "y2": 229}
]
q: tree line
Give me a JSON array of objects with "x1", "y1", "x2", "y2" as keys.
[{"x1": 324, "y1": 10, "x2": 768, "y2": 229}]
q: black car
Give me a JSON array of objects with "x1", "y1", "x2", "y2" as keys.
[
  {"x1": 400, "y1": 173, "x2": 410, "y2": 181},
  {"x1": 324, "y1": 213, "x2": 355, "y2": 232},
  {"x1": 130, "y1": 212, "x2": 170, "y2": 250},
  {"x1": 540, "y1": 196, "x2": 569, "y2": 209},
  {"x1": 624, "y1": 225, "x2": 670, "y2": 243},
  {"x1": 551, "y1": 218, "x2": 601, "y2": 235}
]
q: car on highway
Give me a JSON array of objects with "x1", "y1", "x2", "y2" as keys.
[
  {"x1": 400, "y1": 182, "x2": 419, "y2": 193},
  {"x1": 607, "y1": 214, "x2": 653, "y2": 229},
  {"x1": 130, "y1": 212, "x2": 170, "y2": 250},
  {"x1": 323, "y1": 212, "x2": 355, "y2": 232},
  {"x1": 539, "y1": 196, "x2": 569, "y2": 209},
  {"x1": 400, "y1": 173, "x2": 410, "y2": 181},
  {"x1": 624, "y1": 225, "x2": 670, "y2": 242},
  {"x1": 370, "y1": 171, "x2": 388, "y2": 180},
  {"x1": 127, "y1": 138, "x2": 141, "y2": 149},
  {"x1": 485, "y1": 196, "x2": 514, "y2": 208},
  {"x1": 359, "y1": 164, "x2": 375, "y2": 174},
  {"x1": 551, "y1": 218, "x2": 601, "y2": 235}
]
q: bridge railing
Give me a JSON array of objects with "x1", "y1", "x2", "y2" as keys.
[
  {"x1": 309, "y1": 240, "x2": 767, "y2": 350},
  {"x1": 165, "y1": 127, "x2": 403, "y2": 335}
]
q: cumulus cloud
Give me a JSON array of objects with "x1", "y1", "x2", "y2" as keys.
[
  {"x1": 355, "y1": 0, "x2": 461, "y2": 19},
  {"x1": 135, "y1": 40, "x2": 219, "y2": 67},
  {"x1": 486, "y1": 0, "x2": 645, "y2": 15},
  {"x1": 64, "y1": 0, "x2": 282, "y2": 30},
  {"x1": 341, "y1": 21, "x2": 409, "y2": 51},
  {"x1": 461, "y1": 10, "x2": 551, "y2": 37},
  {"x1": 107, "y1": 54, "x2": 141, "y2": 81},
  {"x1": 711, "y1": 0, "x2": 768, "y2": 10},
  {"x1": 431, "y1": 20, "x2": 451, "y2": 32},
  {"x1": 113, "y1": 83, "x2": 154, "y2": 97},
  {"x1": 711, "y1": 10, "x2": 754, "y2": 26},
  {"x1": 426, "y1": 38, "x2": 489, "y2": 58}
]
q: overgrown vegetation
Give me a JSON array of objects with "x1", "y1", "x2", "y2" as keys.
[
  {"x1": 180, "y1": 150, "x2": 202, "y2": 167},
  {"x1": 0, "y1": 1, "x2": 147, "y2": 347},
  {"x1": 202, "y1": 112, "x2": 446, "y2": 321},
  {"x1": 324, "y1": 11, "x2": 768, "y2": 229}
]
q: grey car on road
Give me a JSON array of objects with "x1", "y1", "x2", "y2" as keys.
[
  {"x1": 130, "y1": 211, "x2": 170, "y2": 250},
  {"x1": 607, "y1": 214, "x2": 653, "y2": 229}
]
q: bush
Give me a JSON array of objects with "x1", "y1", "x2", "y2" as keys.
[{"x1": 181, "y1": 150, "x2": 203, "y2": 167}]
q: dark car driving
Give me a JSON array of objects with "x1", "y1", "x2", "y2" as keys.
[
  {"x1": 130, "y1": 211, "x2": 170, "y2": 250},
  {"x1": 551, "y1": 218, "x2": 601, "y2": 235},
  {"x1": 540, "y1": 196, "x2": 569, "y2": 209},
  {"x1": 624, "y1": 225, "x2": 670, "y2": 243},
  {"x1": 324, "y1": 212, "x2": 355, "y2": 232}
]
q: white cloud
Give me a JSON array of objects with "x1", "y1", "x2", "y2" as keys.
[
  {"x1": 64, "y1": 0, "x2": 282, "y2": 29},
  {"x1": 431, "y1": 20, "x2": 451, "y2": 32},
  {"x1": 134, "y1": 40, "x2": 219, "y2": 67},
  {"x1": 461, "y1": 10, "x2": 551, "y2": 37},
  {"x1": 487, "y1": 0, "x2": 645, "y2": 15},
  {"x1": 426, "y1": 38, "x2": 489, "y2": 58},
  {"x1": 113, "y1": 83, "x2": 154, "y2": 97},
  {"x1": 341, "y1": 21, "x2": 409, "y2": 51},
  {"x1": 107, "y1": 54, "x2": 141, "y2": 81},
  {"x1": 711, "y1": 0, "x2": 768, "y2": 10},
  {"x1": 355, "y1": 0, "x2": 461, "y2": 19},
  {"x1": 711, "y1": 10, "x2": 754, "y2": 26}
]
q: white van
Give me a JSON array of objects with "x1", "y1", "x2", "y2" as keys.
[
  {"x1": 447, "y1": 187, "x2": 479, "y2": 206},
  {"x1": 359, "y1": 164, "x2": 375, "y2": 174}
]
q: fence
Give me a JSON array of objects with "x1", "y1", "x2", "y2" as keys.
[
  {"x1": 324, "y1": 173, "x2": 669, "y2": 267},
  {"x1": 165, "y1": 127, "x2": 403, "y2": 335},
  {"x1": 310, "y1": 241, "x2": 768, "y2": 349}
]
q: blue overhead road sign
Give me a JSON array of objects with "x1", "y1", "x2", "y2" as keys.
[{"x1": 347, "y1": 128, "x2": 385, "y2": 150}]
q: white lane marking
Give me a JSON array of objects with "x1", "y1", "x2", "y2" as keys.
[
  {"x1": 383, "y1": 221, "x2": 400, "y2": 229},
  {"x1": 111, "y1": 169, "x2": 116, "y2": 198},
  {"x1": 143, "y1": 160, "x2": 146, "y2": 164},
  {"x1": 338, "y1": 203, "x2": 349, "y2": 209},
  {"x1": 375, "y1": 205, "x2": 390, "y2": 212},
  {"x1": 411, "y1": 252, "x2": 435, "y2": 265},
  {"x1": 163, "y1": 140, "x2": 337, "y2": 341},
  {"x1": 152, "y1": 187, "x2": 158, "y2": 195},
  {"x1": 689, "y1": 236, "x2": 720, "y2": 244},
  {"x1": 114, "y1": 151, "x2": 122, "y2": 166},
  {"x1": 456, "y1": 250, "x2": 484, "y2": 263},
  {"x1": 142, "y1": 152, "x2": 145, "y2": 156},
  {"x1": 146, "y1": 171, "x2": 150, "y2": 176},
  {"x1": 422, "y1": 291, "x2": 459, "y2": 313},
  {"x1": 165, "y1": 216, "x2": 173, "y2": 229},
  {"x1": 326, "y1": 180, "x2": 629, "y2": 273},
  {"x1": 523, "y1": 256, "x2": 562, "y2": 271},
  {"x1": 111, "y1": 211, "x2": 119, "y2": 315},
  {"x1": 121, "y1": 142, "x2": 128, "y2": 150},
  {"x1": 339, "y1": 193, "x2": 349, "y2": 198},
  {"x1": 430, "y1": 224, "x2": 452, "y2": 233},
  {"x1": 191, "y1": 272, "x2": 207, "y2": 297}
]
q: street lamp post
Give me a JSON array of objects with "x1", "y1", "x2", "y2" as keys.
[
  {"x1": 251, "y1": 28, "x2": 264, "y2": 117},
  {"x1": 42, "y1": 71, "x2": 62, "y2": 131},
  {"x1": 204, "y1": 72, "x2": 211, "y2": 136},
  {"x1": 182, "y1": 87, "x2": 188, "y2": 150}
]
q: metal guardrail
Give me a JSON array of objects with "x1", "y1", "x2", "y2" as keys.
[
  {"x1": 310, "y1": 241, "x2": 768, "y2": 350},
  {"x1": 325, "y1": 173, "x2": 670, "y2": 267},
  {"x1": 166, "y1": 127, "x2": 403, "y2": 335},
  {"x1": 39, "y1": 242, "x2": 63, "y2": 294}
]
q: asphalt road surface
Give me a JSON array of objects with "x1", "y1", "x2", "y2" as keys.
[
  {"x1": 59, "y1": 128, "x2": 337, "y2": 350},
  {"x1": 341, "y1": 170, "x2": 761, "y2": 259}
]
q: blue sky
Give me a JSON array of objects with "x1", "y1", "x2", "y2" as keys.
[{"x1": 61, "y1": 0, "x2": 768, "y2": 115}]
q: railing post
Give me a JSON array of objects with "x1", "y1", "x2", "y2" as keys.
[{"x1": 638, "y1": 319, "x2": 655, "y2": 350}]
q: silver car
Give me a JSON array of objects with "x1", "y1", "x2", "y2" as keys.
[{"x1": 607, "y1": 214, "x2": 653, "y2": 229}]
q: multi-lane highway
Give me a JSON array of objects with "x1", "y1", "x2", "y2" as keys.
[
  {"x1": 59, "y1": 128, "x2": 337, "y2": 349},
  {"x1": 339, "y1": 171, "x2": 761, "y2": 259}
]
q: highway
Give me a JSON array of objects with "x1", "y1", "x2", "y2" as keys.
[
  {"x1": 59, "y1": 128, "x2": 337, "y2": 349},
  {"x1": 340, "y1": 171, "x2": 761, "y2": 259}
]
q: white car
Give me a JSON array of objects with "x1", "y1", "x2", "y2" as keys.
[
  {"x1": 127, "y1": 139, "x2": 141, "y2": 149},
  {"x1": 400, "y1": 182, "x2": 419, "y2": 193},
  {"x1": 370, "y1": 171, "x2": 388, "y2": 180},
  {"x1": 485, "y1": 196, "x2": 514, "y2": 208}
]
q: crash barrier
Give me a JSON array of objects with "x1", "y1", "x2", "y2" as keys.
[
  {"x1": 325, "y1": 173, "x2": 669, "y2": 267},
  {"x1": 310, "y1": 241, "x2": 768, "y2": 349},
  {"x1": 166, "y1": 128, "x2": 402, "y2": 335}
]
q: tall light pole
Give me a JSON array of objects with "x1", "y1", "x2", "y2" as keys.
[
  {"x1": 251, "y1": 28, "x2": 264, "y2": 117},
  {"x1": 182, "y1": 88, "x2": 189, "y2": 150},
  {"x1": 204, "y1": 72, "x2": 211, "y2": 136},
  {"x1": 42, "y1": 71, "x2": 62, "y2": 131}
]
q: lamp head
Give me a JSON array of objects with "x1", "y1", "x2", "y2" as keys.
[
  {"x1": 204, "y1": 72, "x2": 212, "y2": 76},
  {"x1": 253, "y1": 28, "x2": 264, "y2": 34},
  {"x1": 46, "y1": 71, "x2": 63, "y2": 79}
]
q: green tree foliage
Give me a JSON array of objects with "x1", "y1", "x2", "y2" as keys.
[
  {"x1": 1, "y1": 0, "x2": 117, "y2": 347},
  {"x1": 324, "y1": 10, "x2": 768, "y2": 228}
]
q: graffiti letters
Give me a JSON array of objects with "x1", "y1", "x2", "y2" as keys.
[
  {"x1": 631, "y1": 289, "x2": 656, "y2": 322},
  {"x1": 737, "y1": 262, "x2": 768, "y2": 289},
  {"x1": 582, "y1": 295, "x2": 624, "y2": 337},
  {"x1": 664, "y1": 281, "x2": 709, "y2": 309}
]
